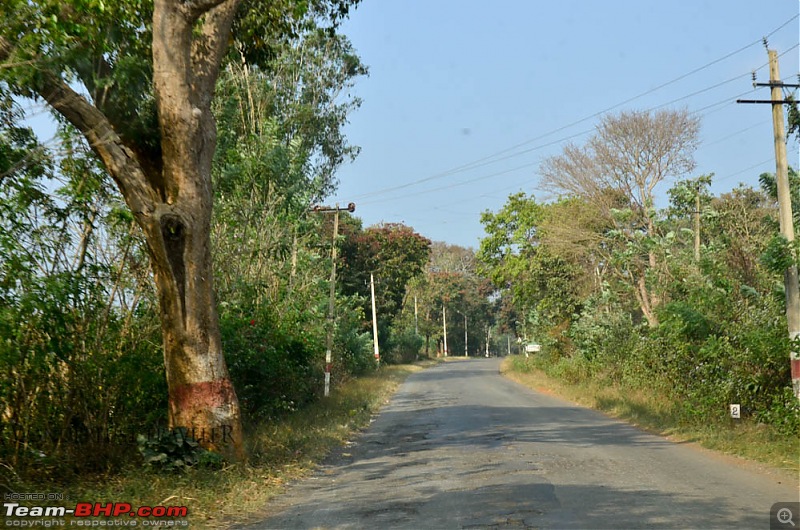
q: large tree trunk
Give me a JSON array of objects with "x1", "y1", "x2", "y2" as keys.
[
  {"x1": 141, "y1": 201, "x2": 243, "y2": 457},
  {"x1": 148, "y1": 0, "x2": 244, "y2": 459},
  {"x1": 1, "y1": 0, "x2": 246, "y2": 460}
]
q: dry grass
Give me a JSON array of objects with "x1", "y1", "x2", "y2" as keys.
[
  {"x1": 500, "y1": 357, "x2": 800, "y2": 476},
  {"x1": 56, "y1": 363, "x2": 432, "y2": 528}
]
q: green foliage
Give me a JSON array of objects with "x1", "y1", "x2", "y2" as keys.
[
  {"x1": 0, "y1": 114, "x2": 166, "y2": 481},
  {"x1": 761, "y1": 234, "x2": 800, "y2": 273},
  {"x1": 755, "y1": 387, "x2": 800, "y2": 436},
  {"x1": 338, "y1": 221, "x2": 431, "y2": 355},
  {"x1": 222, "y1": 303, "x2": 319, "y2": 419},
  {"x1": 385, "y1": 326, "x2": 424, "y2": 364},
  {"x1": 1, "y1": 0, "x2": 374, "y2": 488},
  {"x1": 137, "y1": 431, "x2": 224, "y2": 473},
  {"x1": 482, "y1": 146, "x2": 800, "y2": 437},
  {"x1": 335, "y1": 296, "x2": 376, "y2": 376},
  {"x1": 568, "y1": 293, "x2": 639, "y2": 365},
  {"x1": 478, "y1": 193, "x2": 586, "y2": 340},
  {"x1": 759, "y1": 169, "x2": 800, "y2": 232}
]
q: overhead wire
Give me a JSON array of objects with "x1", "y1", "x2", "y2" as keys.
[
  {"x1": 714, "y1": 158, "x2": 775, "y2": 183},
  {"x1": 346, "y1": 14, "x2": 799, "y2": 202},
  {"x1": 358, "y1": 74, "x2": 790, "y2": 207}
]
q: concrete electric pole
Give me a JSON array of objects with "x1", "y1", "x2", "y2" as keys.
[
  {"x1": 694, "y1": 184, "x2": 701, "y2": 262},
  {"x1": 370, "y1": 273, "x2": 380, "y2": 365},
  {"x1": 442, "y1": 304, "x2": 448, "y2": 357},
  {"x1": 311, "y1": 202, "x2": 356, "y2": 397}
]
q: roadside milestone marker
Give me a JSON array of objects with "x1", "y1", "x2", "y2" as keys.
[{"x1": 729, "y1": 404, "x2": 741, "y2": 419}]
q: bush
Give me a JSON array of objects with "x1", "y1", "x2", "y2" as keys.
[
  {"x1": 222, "y1": 305, "x2": 321, "y2": 420},
  {"x1": 755, "y1": 387, "x2": 800, "y2": 436},
  {"x1": 137, "y1": 430, "x2": 224, "y2": 472},
  {"x1": 384, "y1": 326, "x2": 423, "y2": 364},
  {"x1": 335, "y1": 297, "x2": 376, "y2": 376}
]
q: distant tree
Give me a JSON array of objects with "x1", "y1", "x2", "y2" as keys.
[
  {"x1": 478, "y1": 193, "x2": 585, "y2": 343},
  {"x1": 429, "y1": 242, "x2": 477, "y2": 274},
  {"x1": 338, "y1": 222, "x2": 431, "y2": 350},
  {"x1": 540, "y1": 109, "x2": 700, "y2": 325}
]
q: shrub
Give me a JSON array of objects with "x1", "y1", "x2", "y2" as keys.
[{"x1": 384, "y1": 326, "x2": 423, "y2": 365}]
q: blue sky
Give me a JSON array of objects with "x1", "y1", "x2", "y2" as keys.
[{"x1": 328, "y1": 0, "x2": 800, "y2": 249}]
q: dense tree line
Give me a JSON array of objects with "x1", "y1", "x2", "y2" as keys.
[
  {"x1": 0, "y1": 0, "x2": 437, "y2": 484},
  {"x1": 479, "y1": 109, "x2": 800, "y2": 435},
  {"x1": 0, "y1": 0, "x2": 372, "y2": 461},
  {"x1": 4, "y1": 0, "x2": 794, "y2": 489}
]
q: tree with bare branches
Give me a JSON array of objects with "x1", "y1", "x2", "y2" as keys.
[{"x1": 540, "y1": 109, "x2": 700, "y2": 325}]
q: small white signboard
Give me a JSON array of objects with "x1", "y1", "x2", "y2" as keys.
[
  {"x1": 729, "y1": 404, "x2": 741, "y2": 419},
  {"x1": 525, "y1": 344, "x2": 541, "y2": 353}
]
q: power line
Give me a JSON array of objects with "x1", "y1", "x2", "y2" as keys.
[
  {"x1": 358, "y1": 78, "x2": 796, "y2": 207},
  {"x1": 714, "y1": 158, "x2": 774, "y2": 182},
  {"x1": 703, "y1": 120, "x2": 771, "y2": 148},
  {"x1": 357, "y1": 82, "x2": 789, "y2": 206},
  {"x1": 347, "y1": 15, "x2": 799, "y2": 202}
]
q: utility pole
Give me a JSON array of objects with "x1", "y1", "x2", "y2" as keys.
[
  {"x1": 738, "y1": 50, "x2": 800, "y2": 400},
  {"x1": 463, "y1": 312, "x2": 468, "y2": 357},
  {"x1": 694, "y1": 184, "x2": 701, "y2": 262},
  {"x1": 370, "y1": 273, "x2": 380, "y2": 365},
  {"x1": 311, "y1": 203, "x2": 355, "y2": 397},
  {"x1": 769, "y1": 50, "x2": 800, "y2": 401},
  {"x1": 414, "y1": 295, "x2": 418, "y2": 336},
  {"x1": 442, "y1": 304, "x2": 448, "y2": 357}
]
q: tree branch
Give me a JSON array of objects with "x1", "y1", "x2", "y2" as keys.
[
  {"x1": 34, "y1": 66, "x2": 157, "y2": 217},
  {"x1": 0, "y1": 35, "x2": 15, "y2": 67},
  {"x1": 180, "y1": 0, "x2": 232, "y2": 19},
  {"x1": 1, "y1": 36, "x2": 160, "y2": 213},
  {"x1": 191, "y1": 0, "x2": 242, "y2": 105}
]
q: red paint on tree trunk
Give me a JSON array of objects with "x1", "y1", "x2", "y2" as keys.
[
  {"x1": 169, "y1": 378, "x2": 236, "y2": 416},
  {"x1": 791, "y1": 358, "x2": 800, "y2": 378}
]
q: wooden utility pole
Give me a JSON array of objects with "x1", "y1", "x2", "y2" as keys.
[{"x1": 370, "y1": 273, "x2": 380, "y2": 365}]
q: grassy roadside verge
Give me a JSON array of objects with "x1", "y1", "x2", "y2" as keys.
[
  {"x1": 500, "y1": 356, "x2": 800, "y2": 476},
  {"x1": 21, "y1": 362, "x2": 435, "y2": 528}
]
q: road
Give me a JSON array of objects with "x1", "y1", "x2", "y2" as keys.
[{"x1": 249, "y1": 358, "x2": 798, "y2": 529}]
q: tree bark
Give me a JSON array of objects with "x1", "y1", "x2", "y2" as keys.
[
  {"x1": 0, "y1": 0, "x2": 247, "y2": 459},
  {"x1": 634, "y1": 273, "x2": 658, "y2": 327},
  {"x1": 145, "y1": 0, "x2": 244, "y2": 459}
]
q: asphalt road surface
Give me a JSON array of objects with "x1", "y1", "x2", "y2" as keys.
[{"x1": 249, "y1": 358, "x2": 799, "y2": 529}]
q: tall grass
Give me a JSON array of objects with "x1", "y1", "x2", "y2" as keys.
[{"x1": 7, "y1": 364, "x2": 427, "y2": 528}]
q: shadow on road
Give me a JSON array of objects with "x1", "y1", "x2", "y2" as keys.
[{"x1": 246, "y1": 359, "x2": 787, "y2": 529}]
